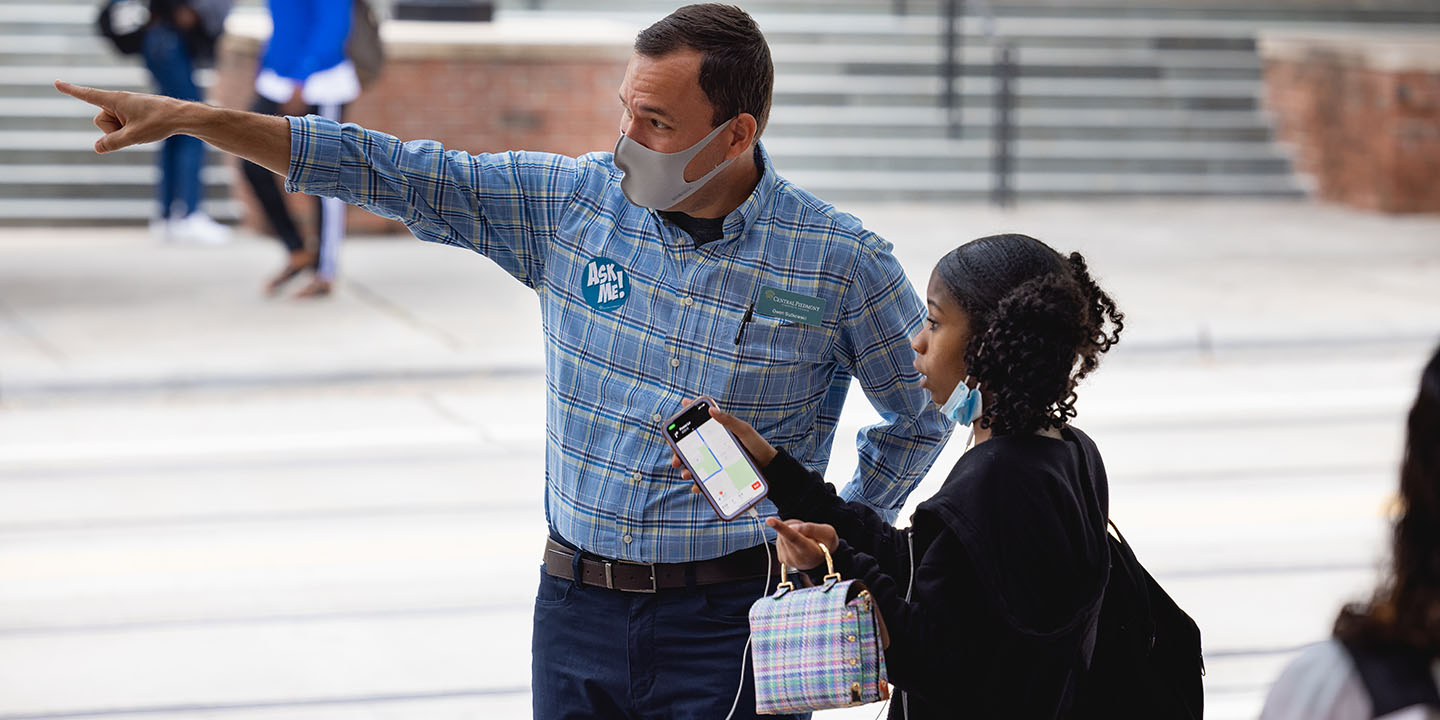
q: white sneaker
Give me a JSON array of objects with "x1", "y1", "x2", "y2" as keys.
[
  {"x1": 150, "y1": 217, "x2": 171, "y2": 244},
  {"x1": 169, "y1": 212, "x2": 233, "y2": 245}
]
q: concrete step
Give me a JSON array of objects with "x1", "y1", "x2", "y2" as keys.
[
  {"x1": 765, "y1": 105, "x2": 1279, "y2": 141},
  {"x1": 764, "y1": 137, "x2": 1294, "y2": 174},
  {"x1": 767, "y1": 136, "x2": 1289, "y2": 158},
  {"x1": 0, "y1": 198, "x2": 242, "y2": 224},
  {"x1": 781, "y1": 169, "x2": 1308, "y2": 200},
  {"x1": 774, "y1": 74, "x2": 1263, "y2": 109},
  {"x1": 495, "y1": 0, "x2": 1440, "y2": 23}
]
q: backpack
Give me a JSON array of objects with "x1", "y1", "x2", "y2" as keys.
[
  {"x1": 1341, "y1": 639, "x2": 1440, "y2": 718},
  {"x1": 96, "y1": 0, "x2": 150, "y2": 55},
  {"x1": 347, "y1": 0, "x2": 384, "y2": 89},
  {"x1": 1074, "y1": 520, "x2": 1206, "y2": 718}
]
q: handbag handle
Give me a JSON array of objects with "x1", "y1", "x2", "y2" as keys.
[{"x1": 775, "y1": 540, "x2": 843, "y2": 593}]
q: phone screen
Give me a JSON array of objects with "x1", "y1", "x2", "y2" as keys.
[{"x1": 666, "y1": 399, "x2": 768, "y2": 520}]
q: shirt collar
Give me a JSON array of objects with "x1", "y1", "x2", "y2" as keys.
[
  {"x1": 721, "y1": 142, "x2": 776, "y2": 242},
  {"x1": 648, "y1": 142, "x2": 776, "y2": 245}
]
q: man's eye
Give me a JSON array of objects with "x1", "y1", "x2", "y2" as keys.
[{"x1": 651, "y1": 118, "x2": 667, "y2": 129}]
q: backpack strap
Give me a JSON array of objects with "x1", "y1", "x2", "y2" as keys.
[{"x1": 1340, "y1": 640, "x2": 1440, "y2": 718}]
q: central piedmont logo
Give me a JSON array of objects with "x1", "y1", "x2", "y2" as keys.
[{"x1": 582, "y1": 256, "x2": 629, "y2": 311}]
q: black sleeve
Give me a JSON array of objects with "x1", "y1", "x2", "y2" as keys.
[
  {"x1": 764, "y1": 448, "x2": 913, "y2": 587},
  {"x1": 832, "y1": 529, "x2": 991, "y2": 706}
]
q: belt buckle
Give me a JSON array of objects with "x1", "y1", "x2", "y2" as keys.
[{"x1": 605, "y1": 560, "x2": 658, "y2": 593}]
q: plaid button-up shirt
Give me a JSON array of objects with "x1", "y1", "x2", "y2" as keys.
[{"x1": 286, "y1": 116, "x2": 952, "y2": 563}]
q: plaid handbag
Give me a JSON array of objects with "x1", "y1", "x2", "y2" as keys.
[{"x1": 748, "y1": 541, "x2": 890, "y2": 714}]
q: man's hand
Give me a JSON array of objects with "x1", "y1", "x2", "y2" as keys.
[
  {"x1": 54, "y1": 80, "x2": 294, "y2": 176},
  {"x1": 766, "y1": 518, "x2": 839, "y2": 571},
  {"x1": 55, "y1": 81, "x2": 189, "y2": 154}
]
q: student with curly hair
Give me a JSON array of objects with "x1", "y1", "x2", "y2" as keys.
[
  {"x1": 1261, "y1": 344, "x2": 1440, "y2": 719},
  {"x1": 677, "y1": 233, "x2": 1125, "y2": 717}
]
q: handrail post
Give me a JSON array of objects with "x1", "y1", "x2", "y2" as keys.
[
  {"x1": 991, "y1": 41, "x2": 1015, "y2": 207},
  {"x1": 893, "y1": 0, "x2": 906, "y2": 15},
  {"x1": 940, "y1": 0, "x2": 963, "y2": 139}
]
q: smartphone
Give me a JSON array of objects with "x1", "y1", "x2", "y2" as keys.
[{"x1": 664, "y1": 397, "x2": 770, "y2": 521}]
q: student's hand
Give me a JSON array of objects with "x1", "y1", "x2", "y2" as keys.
[
  {"x1": 54, "y1": 81, "x2": 188, "y2": 154},
  {"x1": 767, "y1": 518, "x2": 839, "y2": 571},
  {"x1": 670, "y1": 399, "x2": 778, "y2": 494}
]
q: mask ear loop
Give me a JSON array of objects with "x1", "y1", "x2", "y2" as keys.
[{"x1": 961, "y1": 339, "x2": 985, "y2": 452}]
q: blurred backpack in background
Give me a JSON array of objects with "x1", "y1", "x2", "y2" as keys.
[
  {"x1": 96, "y1": 0, "x2": 151, "y2": 55},
  {"x1": 348, "y1": 0, "x2": 384, "y2": 89}
]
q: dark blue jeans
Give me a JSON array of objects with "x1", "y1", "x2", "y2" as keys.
[
  {"x1": 531, "y1": 565, "x2": 808, "y2": 720},
  {"x1": 141, "y1": 23, "x2": 204, "y2": 219}
]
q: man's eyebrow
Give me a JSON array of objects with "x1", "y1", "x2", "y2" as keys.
[{"x1": 618, "y1": 93, "x2": 674, "y2": 121}]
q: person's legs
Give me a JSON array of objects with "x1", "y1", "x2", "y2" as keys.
[
  {"x1": 641, "y1": 577, "x2": 807, "y2": 720},
  {"x1": 172, "y1": 134, "x2": 205, "y2": 219},
  {"x1": 156, "y1": 135, "x2": 177, "y2": 220},
  {"x1": 293, "y1": 101, "x2": 345, "y2": 298},
  {"x1": 141, "y1": 24, "x2": 192, "y2": 228},
  {"x1": 531, "y1": 566, "x2": 633, "y2": 720},
  {"x1": 142, "y1": 23, "x2": 212, "y2": 227},
  {"x1": 243, "y1": 95, "x2": 315, "y2": 291}
]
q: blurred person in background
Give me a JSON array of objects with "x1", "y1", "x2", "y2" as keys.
[
  {"x1": 1262, "y1": 343, "x2": 1440, "y2": 719},
  {"x1": 142, "y1": 0, "x2": 234, "y2": 244},
  {"x1": 241, "y1": 0, "x2": 359, "y2": 299}
]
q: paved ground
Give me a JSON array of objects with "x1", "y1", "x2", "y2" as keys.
[{"x1": 1, "y1": 199, "x2": 1438, "y2": 719}]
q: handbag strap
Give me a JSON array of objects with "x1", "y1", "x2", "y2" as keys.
[{"x1": 776, "y1": 540, "x2": 842, "y2": 594}]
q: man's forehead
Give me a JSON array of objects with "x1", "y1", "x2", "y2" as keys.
[{"x1": 621, "y1": 49, "x2": 705, "y2": 101}]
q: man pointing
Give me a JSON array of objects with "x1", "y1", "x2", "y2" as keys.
[{"x1": 58, "y1": 4, "x2": 949, "y2": 717}]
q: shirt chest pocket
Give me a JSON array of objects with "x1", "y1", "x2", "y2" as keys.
[{"x1": 695, "y1": 315, "x2": 834, "y2": 409}]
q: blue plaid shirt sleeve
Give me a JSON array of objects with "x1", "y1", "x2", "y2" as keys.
[
  {"x1": 285, "y1": 115, "x2": 580, "y2": 289},
  {"x1": 834, "y1": 241, "x2": 954, "y2": 516}
]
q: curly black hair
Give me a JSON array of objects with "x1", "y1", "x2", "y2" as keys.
[
  {"x1": 935, "y1": 234, "x2": 1124, "y2": 436},
  {"x1": 1334, "y1": 344, "x2": 1440, "y2": 653}
]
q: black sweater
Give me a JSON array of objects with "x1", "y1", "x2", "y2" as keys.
[{"x1": 764, "y1": 426, "x2": 1110, "y2": 719}]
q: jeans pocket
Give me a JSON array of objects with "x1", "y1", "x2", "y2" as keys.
[
  {"x1": 534, "y1": 565, "x2": 574, "y2": 608},
  {"x1": 700, "y1": 580, "x2": 768, "y2": 624}
]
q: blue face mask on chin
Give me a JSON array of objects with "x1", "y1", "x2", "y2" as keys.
[{"x1": 937, "y1": 379, "x2": 983, "y2": 427}]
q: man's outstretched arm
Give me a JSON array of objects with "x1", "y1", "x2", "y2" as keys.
[{"x1": 55, "y1": 81, "x2": 291, "y2": 176}]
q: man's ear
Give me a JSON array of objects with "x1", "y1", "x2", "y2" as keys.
[{"x1": 727, "y1": 113, "x2": 758, "y2": 159}]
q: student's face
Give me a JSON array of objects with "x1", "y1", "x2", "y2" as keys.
[
  {"x1": 911, "y1": 269, "x2": 974, "y2": 405},
  {"x1": 617, "y1": 49, "x2": 740, "y2": 184}
]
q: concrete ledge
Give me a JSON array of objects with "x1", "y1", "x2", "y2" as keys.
[
  {"x1": 1259, "y1": 28, "x2": 1440, "y2": 214},
  {"x1": 1258, "y1": 28, "x2": 1440, "y2": 73},
  {"x1": 223, "y1": 13, "x2": 636, "y2": 63}
]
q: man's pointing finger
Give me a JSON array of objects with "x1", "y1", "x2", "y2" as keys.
[{"x1": 54, "y1": 80, "x2": 111, "y2": 108}]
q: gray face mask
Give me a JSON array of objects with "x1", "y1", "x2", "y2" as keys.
[{"x1": 613, "y1": 119, "x2": 740, "y2": 210}]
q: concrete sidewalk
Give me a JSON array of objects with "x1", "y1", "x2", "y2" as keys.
[
  {"x1": 2, "y1": 199, "x2": 1438, "y2": 404},
  {"x1": 1, "y1": 199, "x2": 1438, "y2": 720}
]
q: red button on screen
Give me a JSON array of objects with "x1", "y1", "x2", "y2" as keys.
[{"x1": 752, "y1": 481, "x2": 763, "y2": 490}]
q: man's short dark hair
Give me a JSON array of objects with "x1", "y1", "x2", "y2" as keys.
[{"x1": 634, "y1": 4, "x2": 774, "y2": 136}]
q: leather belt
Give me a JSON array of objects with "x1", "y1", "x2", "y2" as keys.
[{"x1": 543, "y1": 538, "x2": 776, "y2": 593}]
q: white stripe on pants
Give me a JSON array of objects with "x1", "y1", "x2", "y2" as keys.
[{"x1": 316, "y1": 101, "x2": 345, "y2": 282}]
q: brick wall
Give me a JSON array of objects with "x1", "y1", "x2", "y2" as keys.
[
  {"x1": 1261, "y1": 31, "x2": 1440, "y2": 214},
  {"x1": 213, "y1": 19, "x2": 631, "y2": 235}
]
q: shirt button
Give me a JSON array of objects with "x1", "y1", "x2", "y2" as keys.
[
  {"x1": 682, "y1": 297, "x2": 694, "y2": 307},
  {"x1": 670, "y1": 358, "x2": 680, "y2": 368},
  {"x1": 632, "y1": 471, "x2": 643, "y2": 482},
  {"x1": 623, "y1": 534, "x2": 633, "y2": 544},
  {"x1": 652, "y1": 413, "x2": 663, "y2": 423}
]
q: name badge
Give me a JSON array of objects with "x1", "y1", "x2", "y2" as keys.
[{"x1": 755, "y1": 286, "x2": 827, "y2": 326}]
